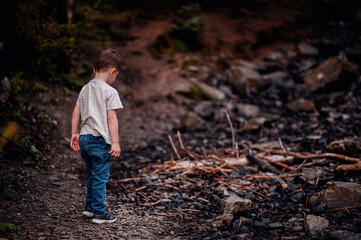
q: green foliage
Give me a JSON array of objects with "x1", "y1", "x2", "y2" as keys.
[
  {"x1": 150, "y1": 4, "x2": 206, "y2": 55},
  {"x1": 62, "y1": 73, "x2": 84, "y2": 91},
  {"x1": 18, "y1": 1, "x2": 78, "y2": 60},
  {"x1": 0, "y1": 222, "x2": 14, "y2": 234},
  {"x1": 182, "y1": 85, "x2": 210, "y2": 101},
  {"x1": 9, "y1": 72, "x2": 26, "y2": 98}
]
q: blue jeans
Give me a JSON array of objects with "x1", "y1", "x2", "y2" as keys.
[{"x1": 79, "y1": 135, "x2": 111, "y2": 213}]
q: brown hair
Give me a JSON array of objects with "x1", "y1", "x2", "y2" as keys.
[{"x1": 93, "y1": 48, "x2": 121, "y2": 72}]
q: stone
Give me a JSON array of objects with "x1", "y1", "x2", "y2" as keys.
[
  {"x1": 196, "y1": 83, "x2": 225, "y2": 101},
  {"x1": 268, "y1": 222, "x2": 283, "y2": 229},
  {"x1": 286, "y1": 98, "x2": 316, "y2": 112},
  {"x1": 327, "y1": 139, "x2": 361, "y2": 157},
  {"x1": 194, "y1": 101, "x2": 214, "y2": 118},
  {"x1": 309, "y1": 181, "x2": 361, "y2": 212},
  {"x1": 301, "y1": 167, "x2": 330, "y2": 182},
  {"x1": 240, "y1": 114, "x2": 278, "y2": 131},
  {"x1": 228, "y1": 66, "x2": 263, "y2": 94},
  {"x1": 298, "y1": 42, "x2": 318, "y2": 56},
  {"x1": 304, "y1": 55, "x2": 356, "y2": 91},
  {"x1": 187, "y1": 66, "x2": 199, "y2": 72},
  {"x1": 304, "y1": 215, "x2": 329, "y2": 233},
  {"x1": 329, "y1": 230, "x2": 361, "y2": 240},
  {"x1": 262, "y1": 71, "x2": 288, "y2": 83},
  {"x1": 220, "y1": 195, "x2": 252, "y2": 225},
  {"x1": 179, "y1": 113, "x2": 206, "y2": 132},
  {"x1": 236, "y1": 104, "x2": 260, "y2": 118},
  {"x1": 254, "y1": 221, "x2": 267, "y2": 229}
]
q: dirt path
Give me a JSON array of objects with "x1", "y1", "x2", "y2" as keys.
[{"x1": 2, "y1": 89, "x2": 181, "y2": 239}]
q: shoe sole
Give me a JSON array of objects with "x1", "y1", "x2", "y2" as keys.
[
  {"x1": 83, "y1": 211, "x2": 94, "y2": 218},
  {"x1": 92, "y1": 217, "x2": 117, "y2": 224}
]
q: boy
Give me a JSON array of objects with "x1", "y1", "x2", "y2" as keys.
[{"x1": 70, "y1": 48, "x2": 123, "y2": 224}]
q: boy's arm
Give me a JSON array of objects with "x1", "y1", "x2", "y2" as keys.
[
  {"x1": 70, "y1": 104, "x2": 81, "y2": 152},
  {"x1": 107, "y1": 109, "x2": 121, "y2": 158}
]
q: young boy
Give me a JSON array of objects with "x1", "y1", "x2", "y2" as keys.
[{"x1": 70, "y1": 48, "x2": 123, "y2": 224}]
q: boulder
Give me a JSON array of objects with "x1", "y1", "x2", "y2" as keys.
[
  {"x1": 298, "y1": 42, "x2": 318, "y2": 56},
  {"x1": 197, "y1": 82, "x2": 225, "y2": 101},
  {"x1": 262, "y1": 71, "x2": 288, "y2": 83},
  {"x1": 327, "y1": 139, "x2": 361, "y2": 157},
  {"x1": 194, "y1": 101, "x2": 214, "y2": 119},
  {"x1": 236, "y1": 104, "x2": 260, "y2": 118},
  {"x1": 304, "y1": 215, "x2": 329, "y2": 233},
  {"x1": 228, "y1": 66, "x2": 263, "y2": 94},
  {"x1": 179, "y1": 113, "x2": 206, "y2": 131},
  {"x1": 303, "y1": 55, "x2": 356, "y2": 91},
  {"x1": 220, "y1": 195, "x2": 252, "y2": 225},
  {"x1": 309, "y1": 181, "x2": 361, "y2": 212},
  {"x1": 286, "y1": 98, "x2": 316, "y2": 112}
]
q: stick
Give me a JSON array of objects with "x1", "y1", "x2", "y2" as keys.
[
  {"x1": 224, "y1": 109, "x2": 236, "y2": 153},
  {"x1": 177, "y1": 131, "x2": 185, "y2": 149},
  {"x1": 278, "y1": 137, "x2": 287, "y2": 152},
  {"x1": 256, "y1": 154, "x2": 297, "y2": 171},
  {"x1": 113, "y1": 177, "x2": 143, "y2": 183},
  {"x1": 250, "y1": 146, "x2": 360, "y2": 163},
  {"x1": 244, "y1": 148, "x2": 281, "y2": 174},
  {"x1": 168, "y1": 135, "x2": 181, "y2": 160},
  {"x1": 245, "y1": 173, "x2": 303, "y2": 179}
]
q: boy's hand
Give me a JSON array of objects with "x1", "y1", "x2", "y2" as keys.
[
  {"x1": 70, "y1": 134, "x2": 80, "y2": 152},
  {"x1": 109, "y1": 143, "x2": 121, "y2": 158}
]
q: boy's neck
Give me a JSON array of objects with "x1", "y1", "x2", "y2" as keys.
[{"x1": 94, "y1": 72, "x2": 110, "y2": 84}]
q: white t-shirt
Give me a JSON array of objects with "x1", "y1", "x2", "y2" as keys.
[{"x1": 76, "y1": 79, "x2": 123, "y2": 144}]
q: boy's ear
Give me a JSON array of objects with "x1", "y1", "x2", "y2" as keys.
[
  {"x1": 93, "y1": 67, "x2": 96, "y2": 74},
  {"x1": 110, "y1": 67, "x2": 117, "y2": 76}
]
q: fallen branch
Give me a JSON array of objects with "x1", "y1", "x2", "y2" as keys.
[
  {"x1": 244, "y1": 148, "x2": 281, "y2": 174},
  {"x1": 113, "y1": 177, "x2": 143, "y2": 183},
  {"x1": 168, "y1": 135, "x2": 181, "y2": 160},
  {"x1": 244, "y1": 173, "x2": 303, "y2": 179},
  {"x1": 256, "y1": 154, "x2": 297, "y2": 171},
  {"x1": 250, "y1": 146, "x2": 360, "y2": 163}
]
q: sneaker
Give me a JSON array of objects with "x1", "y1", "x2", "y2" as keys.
[
  {"x1": 82, "y1": 203, "x2": 94, "y2": 218},
  {"x1": 92, "y1": 211, "x2": 117, "y2": 224}
]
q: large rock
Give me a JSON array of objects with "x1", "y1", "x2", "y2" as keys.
[
  {"x1": 303, "y1": 55, "x2": 356, "y2": 91},
  {"x1": 220, "y1": 195, "x2": 252, "y2": 224},
  {"x1": 228, "y1": 66, "x2": 263, "y2": 94},
  {"x1": 298, "y1": 42, "x2": 318, "y2": 56},
  {"x1": 309, "y1": 181, "x2": 361, "y2": 212},
  {"x1": 179, "y1": 113, "x2": 206, "y2": 131},
  {"x1": 304, "y1": 215, "x2": 329, "y2": 233},
  {"x1": 236, "y1": 103, "x2": 260, "y2": 118},
  {"x1": 286, "y1": 98, "x2": 316, "y2": 112},
  {"x1": 327, "y1": 139, "x2": 361, "y2": 157},
  {"x1": 194, "y1": 101, "x2": 214, "y2": 118},
  {"x1": 197, "y1": 82, "x2": 225, "y2": 101}
]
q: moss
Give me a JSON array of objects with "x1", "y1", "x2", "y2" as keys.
[
  {"x1": 0, "y1": 222, "x2": 14, "y2": 234},
  {"x1": 181, "y1": 85, "x2": 210, "y2": 101}
]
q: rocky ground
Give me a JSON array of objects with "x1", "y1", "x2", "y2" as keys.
[{"x1": 1, "y1": 1, "x2": 361, "y2": 240}]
